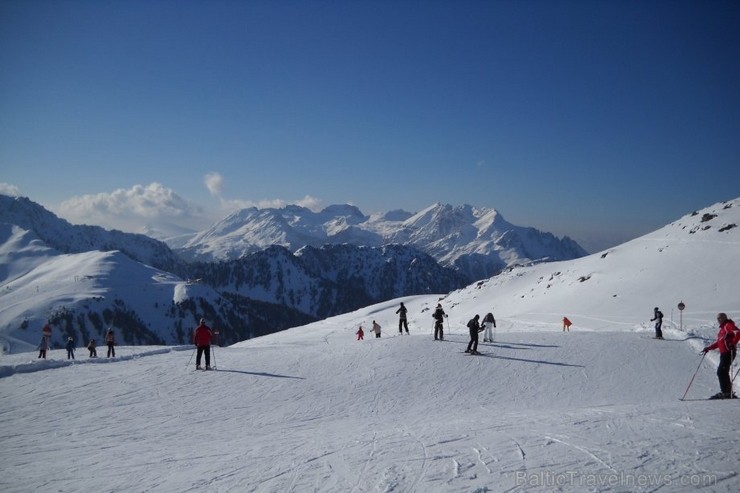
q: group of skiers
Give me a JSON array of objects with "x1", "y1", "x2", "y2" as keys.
[
  {"x1": 36, "y1": 324, "x2": 116, "y2": 360},
  {"x1": 355, "y1": 302, "x2": 498, "y2": 357},
  {"x1": 355, "y1": 321, "x2": 382, "y2": 340},
  {"x1": 648, "y1": 306, "x2": 739, "y2": 399},
  {"x1": 462, "y1": 312, "x2": 496, "y2": 354},
  {"x1": 366, "y1": 302, "x2": 740, "y2": 399},
  {"x1": 35, "y1": 319, "x2": 216, "y2": 371},
  {"x1": 34, "y1": 303, "x2": 739, "y2": 400}
]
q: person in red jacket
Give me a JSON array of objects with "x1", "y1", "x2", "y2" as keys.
[
  {"x1": 702, "y1": 313, "x2": 739, "y2": 399},
  {"x1": 193, "y1": 318, "x2": 213, "y2": 370}
]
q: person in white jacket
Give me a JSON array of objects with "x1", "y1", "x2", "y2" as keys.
[
  {"x1": 482, "y1": 312, "x2": 496, "y2": 342},
  {"x1": 371, "y1": 320, "x2": 382, "y2": 338}
]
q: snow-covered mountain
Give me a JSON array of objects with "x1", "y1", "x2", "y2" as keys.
[
  {"x1": 0, "y1": 196, "x2": 465, "y2": 350},
  {"x1": 188, "y1": 244, "x2": 468, "y2": 319},
  {"x1": 0, "y1": 195, "x2": 184, "y2": 273},
  {"x1": 2, "y1": 194, "x2": 737, "y2": 357},
  {"x1": 2, "y1": 198, "x2": 739, "y2": 493},
  {"x1": 0, "y1": 221, "x2": 314, "y2": 353},
  {"x1": 175, "y1": 202, "x2": 587, "y2": 280}
]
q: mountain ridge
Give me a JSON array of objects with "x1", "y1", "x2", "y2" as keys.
[{"x1": 175, "y1": 201, "x2": 588, "y2": 280}]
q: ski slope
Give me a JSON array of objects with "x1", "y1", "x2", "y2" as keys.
[
  {"x1": 2, "y1": 198, "x2": 739, "y2": 492},
  {"x1": 1, "y1": 296, "x2": 738, "y2": 492}
]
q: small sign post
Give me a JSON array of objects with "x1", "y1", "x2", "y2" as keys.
[{"x1": 677, "y1": 301, "x2": 686, "y2": 331}]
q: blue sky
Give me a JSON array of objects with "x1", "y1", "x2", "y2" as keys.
[{"x1": 1, "y1": 0, "x2": 738, "y2": 252}]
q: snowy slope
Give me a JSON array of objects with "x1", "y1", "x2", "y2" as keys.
[
  {"x1": 1, "y1": 299, "x2": 738, "y2": 492},
  {"x1": 1, "y1": 199, "x2": 739, "y2": 492},
  {"x1": 0, "y1": 219, "x2": 244, "y2": 351},
  {"x1": 0, "y1": 194, "x2": 182, "y2": 273},
  {"x1": 457, "y1": 197, "x2": 740, "y2": 333},
  {"x1": 0, "y1": 226, "x2": 197, "y2": 351}
]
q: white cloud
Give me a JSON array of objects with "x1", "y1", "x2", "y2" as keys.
[
  {"x1": 58, "y1": 183, "x2": 212, "y2": 237},
  {"x1": 203, "y1": 171, "x2": 323, "y2": 214},
  {"x1": 56, "y1": 178, "x2": 325, "y2": 239},
  {"x1": 218, "y1": 195, "x2": 324, "y2": 214},
  {"x1": 204, "y1": 172, "x2": 224, "y2": 197},
  {"x1": 0, "y1": 182, "x2": 22, "y2": 197}
]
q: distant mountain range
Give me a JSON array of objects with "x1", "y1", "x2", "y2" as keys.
[
  {"x1": 174, "y1": 202, "x2": 587, "y2": 280},
  {"x1": 0, "y1": 194, "x2": 600, "y2": 353},
  {"x1": 2, "y1": 194, "x2": 737, "y2": 356},
  {"x1": 0, "y1": 195, "x2": 469, "y2": 351}
]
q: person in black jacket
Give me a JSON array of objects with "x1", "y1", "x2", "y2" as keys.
[
  {"x1": 396, "y1": 302, "x2": 409, "y2": 335},
  {"x1": 466, "y1": 315, "x2": 481, "y2": 354},
  {"x1": 432, "y1": 304, "x2": 447, "y2": 340},
  {"x1": 65, "y1": 337, "x2": 75, "y2": 360},
  {"x1": 650, "y1": 307, "x2": 663, "y2": 339}
]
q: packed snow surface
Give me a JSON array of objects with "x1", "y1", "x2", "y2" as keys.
[{"x1": 2, "y1": 295, "x2": 739, "y2": 492}]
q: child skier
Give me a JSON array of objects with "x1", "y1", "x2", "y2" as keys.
[
  {"x1": 65, "y1": 337, "x2": 75, "y2": 360},
  {"x1": 87, "y1": 339, "x2": 97, "y2": 358},
  {"x1": 356, "y1": 325, "x2": 364, "y2": 341},
  {"x1": 38, "y1": 336, "x2": 48, "y2": 359}
]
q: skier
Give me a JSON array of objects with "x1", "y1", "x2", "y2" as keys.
[
  {"x1": 650, "y1": 307, "x2": 664, "y2": 339},
  {"x1": 105, "y1": 328, "x2": 116, "y2": 358},
  {"x1": 396, "y1": 302, "x2": 409, "y2": 335},
  {"x1": 465, "y1": 314, "x2": 481, "y2": 354},
  {"x1": 87, "y1": 339, "x2": 97, "y2": 358},
  {"x1": 702, "y1": 313, "x2": 740, "y2": 399},
  {"x1": 65, "y1": 337, "x2": 75, "y2": 360},
  {"x1": 356, "y1": 325, "x2": 364, "y2": 341},
  {"x1": 432, "y1": 304, "x2": 447, "y2": 340},
  {"x1": 482, "y1": 312, "x2": 497, "y2": 342},
  {"x1": 193, "y1": 318, "x2": 213, "y2": 370},
  {"x1": 562, "y1": 317, "x2": 572, "y2": 332},
  {"x1": 371, "y1": 320, "x2": 382, "y2": 338},
  {"x1": 37, "y1": 336, "x2": 48, "y2": 359}
]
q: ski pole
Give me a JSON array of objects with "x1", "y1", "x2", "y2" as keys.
[
  {"x1": 680, "y1": 352, "x2": 706, "y2": 401},
  {"x1": 733, "y1": 366, "x2": 740, "y2": 383},
  {"x1": 186, "y1": 346, "x2": 196, "y2": 368}
]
